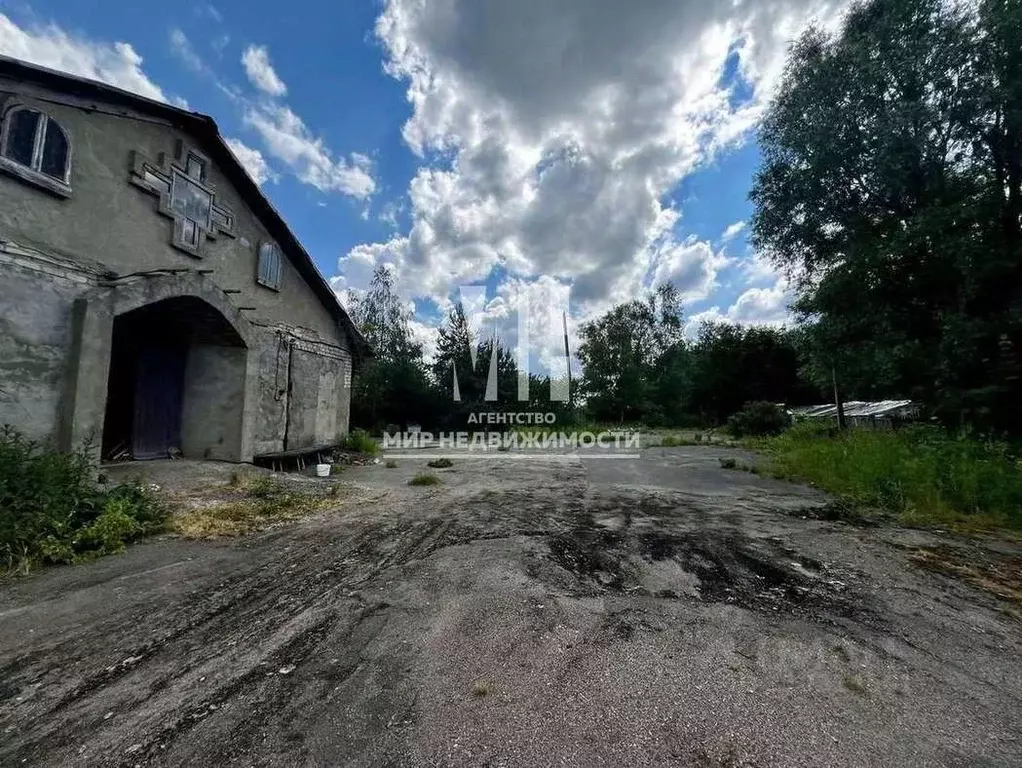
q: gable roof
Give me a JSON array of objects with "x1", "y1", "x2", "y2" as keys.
[{"x1": 0, "y1": 54, "x2": 370, "y2": 360}]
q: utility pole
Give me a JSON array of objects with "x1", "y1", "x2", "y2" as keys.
[
  {"x1": 563, "y1": 310, "x2": 572, "y2": 406},
  {"x1": 832, "y1": 361, "x2": 847, "y2": 430}
]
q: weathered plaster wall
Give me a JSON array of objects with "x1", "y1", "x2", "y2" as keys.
[
  {"x1": 250, "y1": 327, "x2": 353, "y2": 455},
  {"x1": 0, "y1": 77, "x2": 349, "y2": 348},
  {"x1": 0, "y1": 250, "x2": 94, "y2": 444},
  {"x1": 0, "y1": 75, "x2": 357, "y2": 460},
  {"x1": 252, "y1": 327, "x2": 291, "y2": 457}
]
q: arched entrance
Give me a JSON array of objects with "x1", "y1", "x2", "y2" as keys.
[
  {"x1": 58, "y1": 273, "x2": 257, "y2": 463},
  {"x1": 101, "y1": 296, "x2": 248, "y2": 460}
]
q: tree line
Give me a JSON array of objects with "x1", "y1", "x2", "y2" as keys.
[{"x1": 347, "y1": 268, "x2": 819, "y2": 432}]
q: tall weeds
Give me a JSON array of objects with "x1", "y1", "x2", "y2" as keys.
[
  {"x1": 758, "y1": 423, "x2": 1022, "y2": 529},
  {"x1": 0, "y1": 426, "x2": 167, "y2": 574}
]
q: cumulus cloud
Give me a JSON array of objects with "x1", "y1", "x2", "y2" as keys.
[
  {"x1": 652, "y1": 237, "x2": 729, "y2": 302},
  {"x1": 225, "y1": 137, "x2": 274, "y2": 186},
  {"x1": 338, "y1": 0, "x2": 849, "y2": 332},
  {"x1": 241, "y1": 44, "x2": 287, "y2": 97},
  {"x1": 408, "y1": 318, "x2": 440, "y2": 363},
  {"x1": 721, "y1": 220, "x2": 747, "y2": 242},
  {"x1": 686, "y1": 282, "x2": 793, "y2": 337},
  {"x1": 0, "y1": 13, "x2": 173, "y2": 103}
]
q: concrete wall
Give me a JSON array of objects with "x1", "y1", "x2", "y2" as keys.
[
  {"x1": 0, "y1": 76, "x2": 355, "y2": 459},
  {"x1": 0, "y1": 251, "x2": 84, "y2": 442},
  {"x1": 180, "y1": 345, "x2": 249, "y2": 461}
]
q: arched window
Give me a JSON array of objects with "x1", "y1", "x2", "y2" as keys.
[
  {"x1": 0, "y1": 107, "x2": 72, "y2": 194},
  {"x1": 257, "y1": 242, "x2": 283, "y2": 290}
]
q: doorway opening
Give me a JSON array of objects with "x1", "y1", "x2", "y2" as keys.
[{"x1": 101, "y1": 296, "x2": 248, "y2": 461}]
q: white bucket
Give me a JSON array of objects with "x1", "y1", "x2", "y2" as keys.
[{"x1": 315, "y1": 463, "x2": 331, "y2": 478}]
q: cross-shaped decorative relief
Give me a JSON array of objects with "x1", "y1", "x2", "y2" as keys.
[{"x1": 129, "y1": 140, "x2": 235, "y2": 257}]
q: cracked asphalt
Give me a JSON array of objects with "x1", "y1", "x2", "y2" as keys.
[{"x1": 1, "y1": 447, "x2": 1020, "y2": 766}]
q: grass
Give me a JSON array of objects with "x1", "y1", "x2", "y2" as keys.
[
  {"x1": 660, "y1": 435, "x2": 689, "y2": 447},
  {"x1": 427, "y1": 458, "x2": 453, "y2": 469},
  {"x1": 842, "y1": 675, "x2": 867, "y2": 695},
  {"x1": 751, "y1": 423, "x2": 1022, "y2": 530},
  {"x1": 339, "y1": 429, "x2": 379, "y2": 455},
  {"x1": 409, "y1": 473, "x2": 441, "y2": 487},
  {"x1": 471, "y1": 679, "x2": 494, "y2": 698},
  {"x1": 652, "y1": 430, "x2": 733, "y2": 448},
  {"x1": 172, "y1": 475, "x2": 345, "y2": 538}
]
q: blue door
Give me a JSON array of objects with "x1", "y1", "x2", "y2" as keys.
[{"x1": 132, "y1": 345, "x2": 186, "y2": 460}]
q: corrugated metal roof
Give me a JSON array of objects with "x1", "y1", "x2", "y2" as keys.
[{"x1": 788, "y1": 400, "x2": 919, "y2": 419}]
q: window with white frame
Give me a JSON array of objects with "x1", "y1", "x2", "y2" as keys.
[
  {"x1": 257, "y1": 242, "x2": 283, "y2": 290},
  {"x1": 0, "y1": 107, "x2": 71, "y2": 194}
]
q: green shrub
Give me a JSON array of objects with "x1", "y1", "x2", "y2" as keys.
[
  {"x1": 661, "y1": 435, "x2": 683, "y2": 447},
  {"x1": 409, "y1": 473, "x2": 441, "y2": 486},
  {"x1": 246, "y1": 474, "x2": 281, "y2": 499},
  {"x1": 339, "y1": 429, "x2": 379, "y2": 455},
  {"x1": 726, "y1": 402, "x2": 790, "y2": 438},
  {"x1": 427, "y1": 458, "x2": 453, "y2": 468},
  {"x1": 0, "y1": 426, "x2": 166, "y2": 573}
]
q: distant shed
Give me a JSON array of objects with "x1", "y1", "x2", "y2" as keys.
[{"x1": 788, "y1": 400, "x2": 921, "y2": 430}]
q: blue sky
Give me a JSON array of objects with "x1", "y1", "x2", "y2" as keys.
[{"x1": 0, "y1": 0, "x2": 847, "y2": 361}]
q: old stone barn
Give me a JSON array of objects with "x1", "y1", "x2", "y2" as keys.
[{"x1": 0, "y1": 56, "x2": 367, "y2": 463}]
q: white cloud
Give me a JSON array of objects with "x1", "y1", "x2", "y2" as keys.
[
  {"x1": 169, "y1": 28, "x2": 205, "y2": 73},
  {"x1": 378, "y1": 200, "x2": 405, "y2": 229},
  {"x1": 721, "y1": 220, "x2": 747, "y2": 242},
  {"x1": 686, "y1": 282, "x2": 793, "y2": 337},
  {"x1": 225, "y1": 137, "x2": 274, "y2": 186},
  {"x1": 408, "y1": 318, "x2": 440, "y2": 363},
  {"x1": 245, "y1": 103, "x2": 376, "y2": 198},
  {"x1": 652, "y1": 237, "x2": 729, "y2": 302},
  {"x1": 339, "y1": 0, "x2": 849, "y2": 331},
  {"x1": 241, "y1": 44, "x2": 287, "y2": 97},
  {"x1": 0, "y1": 13, "x2": 172, "y2": 103}
]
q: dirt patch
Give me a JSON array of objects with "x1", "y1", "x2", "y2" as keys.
[
  {"x1": 776, "y1": 498, "x2": 891, "y2": 527},
  {"x1": 167, "y1": 475, "x2": 355, "y2": 537},
  {"x1": 545, "y1": 518, "x2": 865, "y2": 621},
  {"x1": 907, "y1": 545, "x2": 1022, "y2": 607}
]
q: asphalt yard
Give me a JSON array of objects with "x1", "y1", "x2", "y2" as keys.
[{"x1": 1, "y1": 447, "x2": 1020, "y2": 766}]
